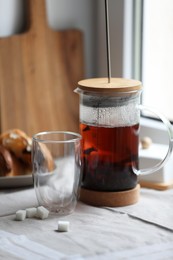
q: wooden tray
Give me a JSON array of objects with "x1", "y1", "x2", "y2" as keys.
[{"x1": 140, "y1": 180, "x2": 173, "y2": 190}]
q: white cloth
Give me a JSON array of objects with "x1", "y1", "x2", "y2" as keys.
[
  {"x1": 0, "y1": 231, "x2": 66, "y2": 260},
  {"x1": 0, "y1": 187, "x2": 173, "y2": 259},
  {"x1": 0, "y1": 188, "x2": 38, "y2": 217},
  {"x1": 0, "y1": 230, "x2": 173, "y2": 260},
  {"x1": 1, "y1": 187, "x2": 173, "y2": 231},
  {"x1": 106, "y1": 188, "x2": 173, "y2": 231}
]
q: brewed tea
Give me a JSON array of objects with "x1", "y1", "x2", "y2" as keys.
[{"x1": 80, "y1": 123, "x2": 139, "y2": 191}]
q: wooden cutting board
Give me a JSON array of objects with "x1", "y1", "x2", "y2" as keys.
[{"x1": 0, "y1": 0, "x2": 84, "y2": 136}]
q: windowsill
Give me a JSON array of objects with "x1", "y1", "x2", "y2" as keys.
[
  {"x1": 139, "y1": 117, "x2": 173, "y2": 184},
  {"x1": 140, "y1": 117, "x2": 170, "y2": 145},
  {"x1": 139, "y1": 143, "x2": 173, "y2": 183}
]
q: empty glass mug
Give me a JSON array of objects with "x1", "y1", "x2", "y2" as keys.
[
  {"x1": 75, "y1": 78, "x2": 173, "y2": 192},
  {"x1": 32, "y1": 131, "x2": 82, "y2": 214}
]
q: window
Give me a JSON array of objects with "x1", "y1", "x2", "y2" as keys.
[
  {"x1": 124, "y1": 0, "x2": 173, "y2": 146},
  {"x1": 96, "y1": 0, "x2": 172, "y2": 145},
  {"x1": 142, "y1": 0, "x2": 173, "y2": 122}
]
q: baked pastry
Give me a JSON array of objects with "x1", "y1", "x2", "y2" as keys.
[
  {"x1": 0, "y1": 129, "x2": 32, "y2": 166},
  {"x1": 0, "y1": 145, "x2": 13, "y2": 176},
  {"x1": 33, "y1": 142, "x2": 55, "y2": 172},
  {"x1": 0, "y1": 129, "x2": 55, "y2": 176},
  {"x1": 0, "y1": 145, "x2": 30, "y2": 177}
]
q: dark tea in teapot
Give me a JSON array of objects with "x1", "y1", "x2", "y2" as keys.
[{"x1": 80, "y1": 123, "x2": 139, "y2": 191}]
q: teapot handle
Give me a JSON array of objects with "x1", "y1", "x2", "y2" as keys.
[{"x1": 133, "y1": 104, "x2": 173, "y2": 176}]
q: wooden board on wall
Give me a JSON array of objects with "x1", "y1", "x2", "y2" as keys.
[{"x1": 0, "y1": 0, "x2": 84, "y2": 136}]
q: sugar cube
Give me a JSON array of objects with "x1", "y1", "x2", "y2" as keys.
[
  {"x1": 26, "y1": 207, "x2": 37, "y2": 218},
  {"x1": 15, "y1": 210, "x2": 26, "y2": 221},
  {"x1": 57, "y1": 221, "x2": 70, "y2": 232},
  {"x1": 36, "y1": 206, "x2": 49, "y2": 219}
]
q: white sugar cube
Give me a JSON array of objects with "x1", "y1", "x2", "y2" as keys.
[
  {"x1": 57, "y1": 221, "x2": 70, "y2": 232},
  {"x1": 26, "y1": 207, "x2": 37, "y2": 218},
  {"x1": 15, "y1": 210, "x2": 26, "y2": 221},
  {"x1": 36, "y1": 206, "x2": 49, "y2": 219}
]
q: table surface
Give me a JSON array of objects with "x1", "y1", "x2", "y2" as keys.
[{"x1": 0, "y1": 185, "x2": 173, "y2": 260}]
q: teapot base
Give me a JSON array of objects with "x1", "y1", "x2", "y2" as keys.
[{"x1": 79, "y1": 184, "x2": 140, "y2": 207}]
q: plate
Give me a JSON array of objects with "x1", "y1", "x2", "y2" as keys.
[{"x1": 0, "y1": 175, "x2": 33, "y2": 188}]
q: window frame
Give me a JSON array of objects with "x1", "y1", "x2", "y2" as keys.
[{"x1": 123, "y1": 0, "x2": 170, "y2": 145}]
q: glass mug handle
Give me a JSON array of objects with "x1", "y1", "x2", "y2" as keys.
[{"x1": 133, "y1": 104, "x2": 173, "y2": 176}]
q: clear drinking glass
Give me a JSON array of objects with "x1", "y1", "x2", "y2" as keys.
[{"x1": 32, "y1": 131, "x2": 82, "y2": 215}]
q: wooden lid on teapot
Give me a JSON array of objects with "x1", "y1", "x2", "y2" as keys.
[{"x1": 77, "y1": 78, "x2": 142, "y2": 93}]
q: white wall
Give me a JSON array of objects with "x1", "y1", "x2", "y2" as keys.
[
  {"x1": 96, "y1": 0, "x2": 125, "y2": 77},
  {"x1": 0, "y1": 0, "x2": 24, "y2": 36}
]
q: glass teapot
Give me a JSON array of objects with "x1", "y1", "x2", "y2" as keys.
[{"x1": 75, "y1": 78, "x2": 173, "y2": 197}]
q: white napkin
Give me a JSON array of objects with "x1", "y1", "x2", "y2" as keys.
[
  {"x1": 1, "y1": 230, "x2": 173, "y2": 260},
  {"x1": 105, "y1": 188, "x2": 173, "y2": 231},
  {"x1": 0, "y1": 231, "x2": 83, "y2": 260},
  {"x1": 86, "y1": 241, "x2": 173, "y2": 259},
  {"x1": 0, "y1": 188, "x2": 38, "y2": 217}
]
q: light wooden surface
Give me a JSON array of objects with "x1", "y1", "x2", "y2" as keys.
[
  {"x1": 77, "y1": 78, "x2": 142, "y2": 93},
  {"x1": 140, "y1": 180, "x2": 173, "y2": 190},
  {"x1": 0, "y1": 0, "x2": 84, "y2": 136}
]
